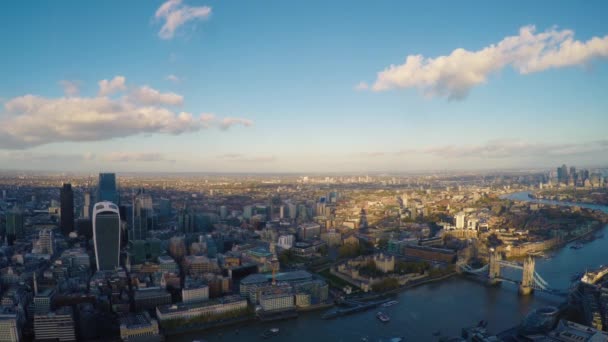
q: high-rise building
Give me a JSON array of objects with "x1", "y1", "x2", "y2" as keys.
[
  {"x1": 82, "y1": 191, "x2": 91, "y2": 219},
  {"x1": 178, "y1": 208, "x2": 195, "y2": 234},
  {"x1": 455, "y1": 212, "x2": 466, "y2": 229},
  {"x1": 219, "y1": 205, "x2": 228, "y2": 219},
  {"x1": 34, "y1": 228, "x2": 54, "y2": 255},
  {"x1": 169, "y1": 236, "x2": 187, "y2": 261},
  {"x1": 131, "y1": 189, "x2": 153, "y2": 241},
  {"x1": 34, "y1": 307, "x2": 77, "y2": 341},
  {"x1": 60, "y1": 183, "x2": 74, "y2": 235},
  {"x1": 5, "y1": 208, "x2": 24, "y2": 244},
  {"x1": 93, "y1": 201, "x2": 121, "y2": 271},
  {"x1": 98, "y1": 173, "x2": 118, "y2": 204},
  {"x1": 557, "y1": 164, "x2": 569, "y2": 184}
]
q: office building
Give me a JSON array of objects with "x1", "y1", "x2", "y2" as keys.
[
  {"x1": 132, "y1": 189, "x2": 153, "y2": 241},
  {"x1": 34, "y1": 307, "x2": 77, "y2": 341},
  {"x1": 134, "y1": 287, "x2": 172, "y2": 311},
  {"x1": 169, "y1": 236, "x2": 187, "y2": 261},
  {"x1": 119, "y1": 312, "x2": 160, "y2": 342},
  {"x1": 34, "y1": 228, "x2": 54, "y2": 255},
  {"x1": 455, "y1": 212, "x2": 466, "y2": 229},
  {"x1": 0, "y1": 307, "x2": 20, "y2": 342},
  {"x1": 297, "y1": 223, "x2": 321, "y2": 241},
  {"x1": 98, "y1": 173, "x2": 119, "y2": 204},
  {"x1": 182, "y1": 278, "x2": 209, "y2": 303},
  {"x1": 60, "y1": 183, "x2": 74, "y2": 235},
  {"x1": 93, "y1": 201, "x2": 121, "y2": 271},
  {"x1": 82, "y1": 191, "x2": 91, "y2": 219},
  {"x1": 156, "y1": 295, "x2": 247, "y2": 322},
  {"x1": 5, "y1": 208, "x2": 24, "y2": 243}
]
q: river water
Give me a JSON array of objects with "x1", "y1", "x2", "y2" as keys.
[{"x1": 175, "y1": 192, "x2": 608, "y2": 342}]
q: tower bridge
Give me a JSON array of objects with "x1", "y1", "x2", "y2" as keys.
[{"x1": 461, "y1": 250, "x2": 568, "y2": 297}]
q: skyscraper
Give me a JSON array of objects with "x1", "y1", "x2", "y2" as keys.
[
  {"x1": 98, "y1": 173, "x2": 118, "y2": 204},
  {"x1": 82, "y1": 191, "x2": 91, "y2": 219},
  {"x1": 93, "y1": 201, "x2": 121, "y2": 271},
  {"x1": 5, "y1": 208, "x2": 24, "y2": 244},
  {"x1": 60, "y1": 183, "x2": 74, "y2": 236},
  {"x1": 132, "y1": 189, "x2": 153, "y2": 241}
]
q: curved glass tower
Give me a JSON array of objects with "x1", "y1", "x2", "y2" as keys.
[{"x1": 93, "y1": 201, "x2": 121, "y2": 271}]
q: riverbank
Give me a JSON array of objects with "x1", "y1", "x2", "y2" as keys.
[
  {"x1": 163, "y1": 315, "x2": 256, "y2": 337},
  {"x1": 348, "y1": 271, "x2": 458, "y2": 302}
]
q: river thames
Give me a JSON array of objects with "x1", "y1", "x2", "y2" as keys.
[{"x1": 176, "y1": 191, "x2": 608, "y2": 342}]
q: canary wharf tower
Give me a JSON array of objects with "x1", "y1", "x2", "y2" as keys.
[{"x1": 93, "y1": 201, "x2": 121, "y2": 271}]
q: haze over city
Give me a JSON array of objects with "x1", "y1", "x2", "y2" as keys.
[
  {"x1": 1, "y1": 0, "x2": 608, "y2": 172},
  {"x1": 3, "y1": 2, "x2": 608, "y2": 342}
]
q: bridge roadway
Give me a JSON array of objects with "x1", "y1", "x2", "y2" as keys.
[{"x1": 460, "y1": 254, "x2": 569, "y2": 297}]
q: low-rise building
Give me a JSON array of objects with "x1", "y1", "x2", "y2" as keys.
[
  {"x1": 119, "y1": 312, "x2": 160, "y2": 342},
  {"x1": 156, "y1": 295, "x2": 247, "y2": 322},
  {"x1": 34, "y1": 307, "x2": 77, "y2": 341}
]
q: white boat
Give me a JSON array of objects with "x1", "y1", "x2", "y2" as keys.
[{"x1": 381, "y1": 300, "x2": 399, "y2": 307}]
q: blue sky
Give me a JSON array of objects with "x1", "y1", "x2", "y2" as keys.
[{"x1": 1, "y1": 0, "x2": 607, "y2": 172}]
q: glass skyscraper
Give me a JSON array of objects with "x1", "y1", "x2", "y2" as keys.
[
  {"x1": 60, "y1": 183, "x2": 74, "y2": 236},
  {"x1": 93, "y1": 201, "x2": 121, "y2": 271},
  {"x1": 97, "y1": 173, "x2": 119, "y2": 204},
  {"x1": 131, "y1": 189, "x2": 153, "y2": 242}
]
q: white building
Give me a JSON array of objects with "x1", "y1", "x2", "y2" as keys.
[
  {"x1": 455, "y1": 212, "x2": 466, "y2": 230},
  {"x1": 277, "y1": 235, "x2": 295, "y2": 250}
]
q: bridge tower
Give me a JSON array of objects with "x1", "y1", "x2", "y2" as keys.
[
  {"x1": 488, "y1": 249, "x2": 501, "y2": 285},
  {"x1": 519, "y1": 255, "x2": 535, "y2": 295}
]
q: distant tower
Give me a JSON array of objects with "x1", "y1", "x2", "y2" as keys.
[
  {"x1": 93, "y1": 201, "x2": 121, "y2": 271},
  {"x1": 520, "y1": 255, "x2": 536, "y2": 295},
  {"x1": 83, "y1": 191, "x2": 91, "y2": 219},
  {"x1": 97, "y1": 173, "x2": 119, "y2": 204},
  {"x1": 359, "y1": 208, "x2": 368, "y2": 230},
  {"x1": 132, "y1": 189, "x2": 153, "y2": 241},
  {"x1": 270, "y1": 242, "x2": 279, "y2": 285},
  {"x1": 60, "y1": 183, "x2": 74, "y2": 236}
]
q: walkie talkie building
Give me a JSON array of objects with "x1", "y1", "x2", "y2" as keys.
[{"x1": 93, "y1": 201, "x2": 121, "y2": 271}]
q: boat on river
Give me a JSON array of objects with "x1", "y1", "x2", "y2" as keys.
[
  {"x1": 376, "y1": 311, "x2": 390, "y2": 323},
  {"x1": 381, "y1": 300, "x2": 399, "y2": 307},
  {"x1": 570, "y1": 242, "x2": 583, "y2": 249}
]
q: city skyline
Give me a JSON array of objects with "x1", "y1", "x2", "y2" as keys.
[{"x1": 1, "y1": 0, "x2": 608, "y2": 172}]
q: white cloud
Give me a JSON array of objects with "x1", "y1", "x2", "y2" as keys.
[
  {"x1": 219, "y1": 117, "x2": 254, "y2": 130},
  {"x1": 103, "y1": 152, "x2": 173, "y2": 162},
  {"x1": 59, "y1": 80, "x2": 81, "y2": 97},
  {"x1": 155, "y1": 0, "x2": 212, "y2": 40},
  {"x1": 129, "y1": 85, "x2": 183, "y2": 106},
  {"x1": 354, "y1": 81, "x2": 369, "y2": 91},
  {"x1": 166, "y1": 74, "x2": 180, "y2": 83},
  {"x1": 98, "y1": 76, "x2": 126, "y2": 96},
  {"x1": 0, "y1": 76, "x2": 253, "y2": 149},
  {"x1": 368, "y1": 26, "x2": 608, "y2": 99}
]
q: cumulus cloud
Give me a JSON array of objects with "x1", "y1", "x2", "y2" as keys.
[
  {"x1": 59, "y1": 80, "x2": 81, "y2": 97},
  {"x1": 98, "y1": 76, "x2": 126, "y2": 96},
  {"x1": 155, "y1": 0, "x2": 212, "y2": 40},
  {"x1": 217, "y1": 154, "x2": 276, "y2": 162},
  {"x1": 366, "y1": 25, "x2": 608, "y2": 99},
  {"x1": 103, "y1": 152, "x2": 174, "y2": 162},
  {"x1": 0, "y1": 76, "x2": 253, "y2": 149},
  {"x1": 219, "y1": 117, "x2": 254, "y2": 130},
  {"x1": 129, "y1": 85, "x2": 184, "y2": 106},
  {"x1": 166, "y1": 74, "x2": 180, "y2": 83}
]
